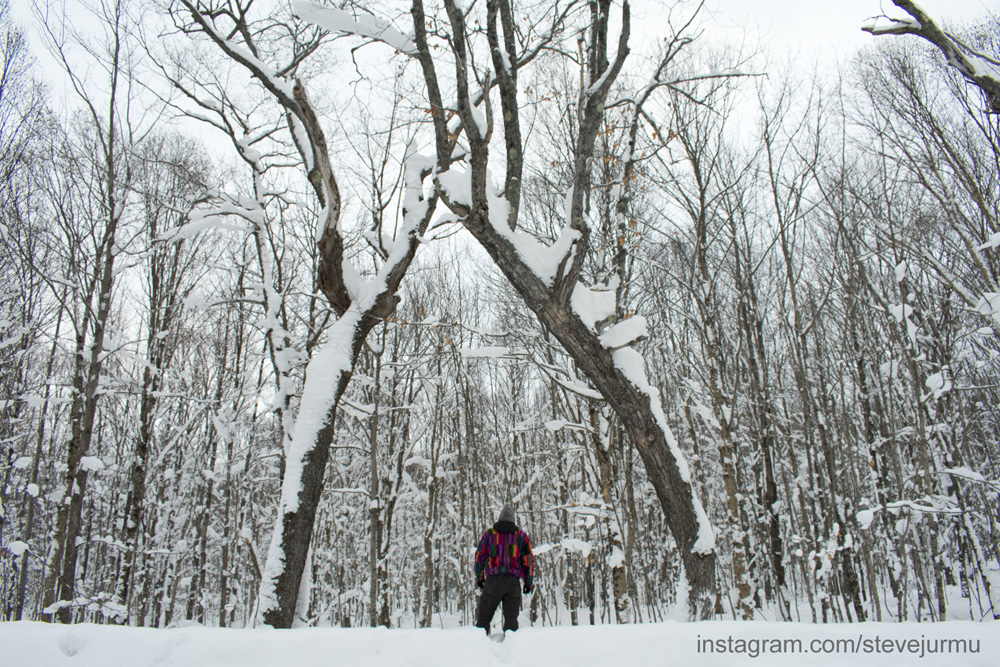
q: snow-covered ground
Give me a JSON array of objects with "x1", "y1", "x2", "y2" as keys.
[{"x1": 1, "y1": 620, "x2": 996, "y2": 667}]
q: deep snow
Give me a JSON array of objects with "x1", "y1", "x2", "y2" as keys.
[{"x1": 1, "y1": 620, "x2": 997, "y2": 667}]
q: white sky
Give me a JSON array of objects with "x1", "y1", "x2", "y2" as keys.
[
  {"x1": 11, "y1": 0, "x2": 996, "y2": 170},
  {"x1": 698, "y1": 0, "x2": 997, "y2": 63},
  {"x1": 14, "y1": 0, "x2": 998, "y2": 91},
  {"x1": 16, "y1": 0, "x2": 999, "y2": 56}
]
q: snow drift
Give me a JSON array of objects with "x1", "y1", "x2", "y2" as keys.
[{"x1": 1, "y1": 620, "x2": 996, "y2": 667}]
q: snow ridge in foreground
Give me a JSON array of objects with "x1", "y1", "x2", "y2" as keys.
[{"x1": 1, "y1": 620, "x2": 997, "y2": 667}]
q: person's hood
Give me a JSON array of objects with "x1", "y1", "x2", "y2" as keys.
[{"x1": 493, "y1": 520, "x2": 518, "y2": 534}]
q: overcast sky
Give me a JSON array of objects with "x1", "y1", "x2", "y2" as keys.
[
  {"x1": 14, "y1": 0, "x2": 997, "y2": 70},
  {"x1": 698, "y1": 0, "x2": 997, "y2": 63},
  {"x1": 13, "y1": 0, "x2": 996, "y2": 133}
]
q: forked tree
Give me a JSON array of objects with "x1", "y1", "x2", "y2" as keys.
[{"x1": 172, "y1": 0, "x2": 719, "y2": 624}]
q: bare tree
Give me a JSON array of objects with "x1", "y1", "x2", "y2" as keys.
[
  {"x1": 0, "y1": 0, "x2": 47, "y2": 621},
  {"x1": 113, "y1": 133, "x2": 213, "y2": 620},
  {"x1": 31, "y1": 0, "x2": 158, "y2": 622}
]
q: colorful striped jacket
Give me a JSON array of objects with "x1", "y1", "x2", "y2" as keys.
[{"x1": 475, "y1": 521, "x2": 534, "y2": 589}]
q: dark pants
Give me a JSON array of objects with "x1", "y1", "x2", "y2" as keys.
[{"x1": 475, "y1": 574, "x2": 522, "y2": 634}]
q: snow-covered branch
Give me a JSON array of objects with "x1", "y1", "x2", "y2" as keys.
[
  {"x1": 292, "y1": 1, "x2": 417, "y2": 55},
  {"x1": 863, "y1": 0, "x2": 1000, "y2": 113}
]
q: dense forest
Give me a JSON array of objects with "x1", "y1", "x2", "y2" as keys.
[{"x1": 1, "y1": 0, "x2": 998, "y2": 629}]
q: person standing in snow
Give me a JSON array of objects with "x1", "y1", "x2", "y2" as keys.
[{"x1": 474, "y1": 505, "x2": 534, "y2": 635}]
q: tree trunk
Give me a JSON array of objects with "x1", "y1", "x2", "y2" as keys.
[
  {"x1": 589, "y1": 404, "x2": 632, "y2": 623},
  {"x1": 259, "y1": 308, "x2": 385, "y2": 629},
  {"x1": 41, "y1": 210, "x2": 120, "y2": 623},
  {"x1": 15, "y1": 304, "x2": 64, "y2": 621}
]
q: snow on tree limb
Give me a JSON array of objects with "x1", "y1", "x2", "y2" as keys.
[
  {"x1": 176, "y1": 0, "x2": 297, "y2": 108},
  {"x1": 571, "y1": 281, "x2": 617, "y2": 331},
  {"x1": 413, "y1": 0, "x2": 717, "y2": 619},
  {"x1": 256, "y1": 309, "x2": 361, "y2": 618},
  {"x1": 863, "y1": 0, "x2": 1000, "y2": 113},
  {"x1": 435, "y1": 168, "x2": 582, "y2": 288},
  {"x1": 173, "y1": 0, "x2": 445, "y2": 629},
  {"x1": 485, "y1": 188, "x2": 581, "y2": 288},
  {"x1": 611, "y1": 346, "x2": 715, "y2": 554},
  {"x1": 598, "y1": 316, "x2": 648, "y2": 350},
  {"x1": 292, "y1": 1, "x2": 417, "y2": 55}
]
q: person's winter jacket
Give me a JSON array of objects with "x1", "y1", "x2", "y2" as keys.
[{"x1": 474, "y1": 518, "x2": 534, "y2": 592}]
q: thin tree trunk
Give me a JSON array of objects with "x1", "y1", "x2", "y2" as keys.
[
  {"x1": 589, "y1": 404, "x2": 631, "y2": 623},
  {"x1": 15, "y1": 303, "x2": 65, "y2": 621}
]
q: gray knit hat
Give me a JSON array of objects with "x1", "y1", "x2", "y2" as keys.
[{"x1": 499, "y1": 505, "x2": 515, "y2": 523}]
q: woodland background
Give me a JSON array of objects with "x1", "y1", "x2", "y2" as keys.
[{"x1": 0, "y1": 0, "x2": 998, "y2": 629}]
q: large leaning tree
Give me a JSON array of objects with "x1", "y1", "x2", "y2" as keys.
[{"x1": 171, "y1": 0, "x2": 720, "y2": 625}]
